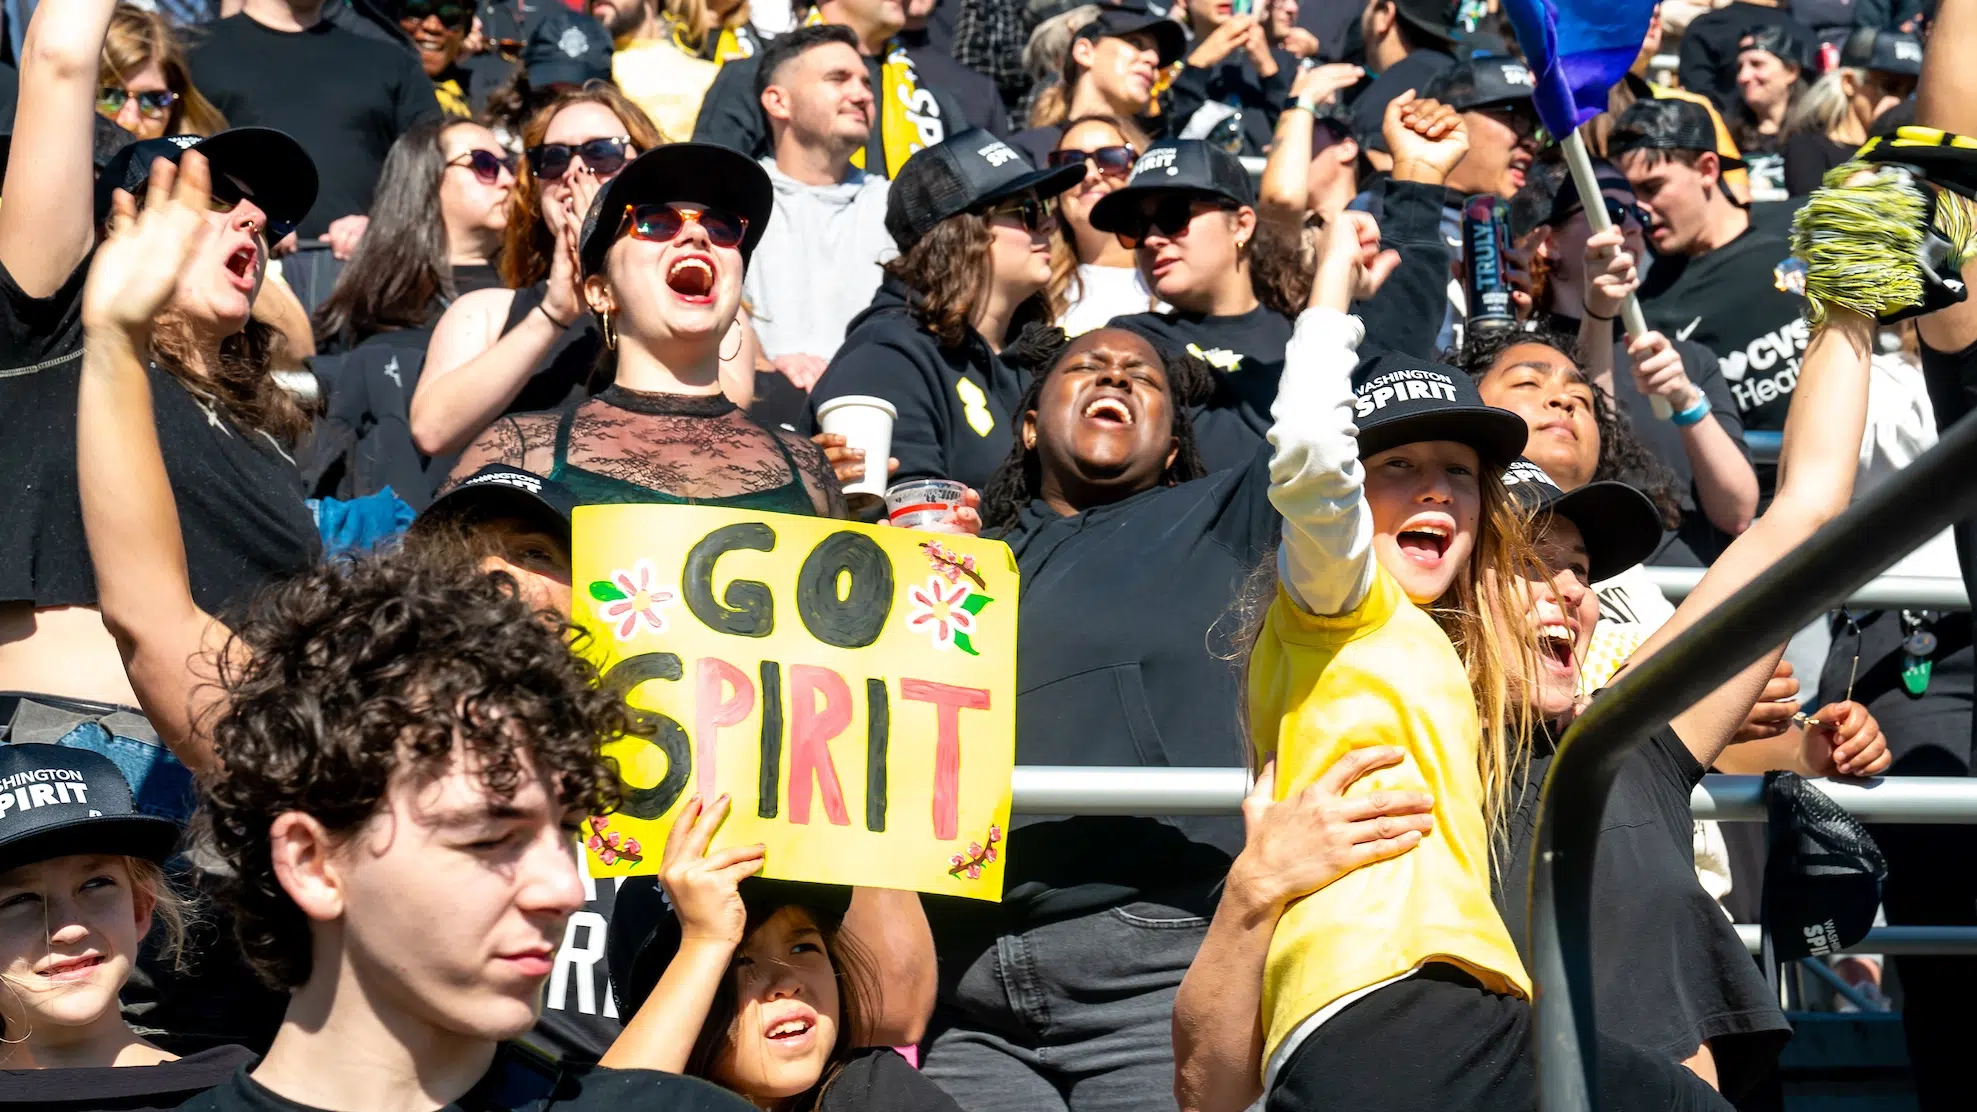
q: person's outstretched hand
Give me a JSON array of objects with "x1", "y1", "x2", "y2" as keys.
[
  {"x1": 1309, "y1": 209, "x2": 1400, "y2": 312},
  {"x1": 1582, "y1": 225, "x2": 1639, "y2": 322},
  {"x1": 1627, "y1": 330, "x2": 1704, "y2": 411},
  {"x1": 658, "y1": 794, "x2": 765, "y2": 947},
  {"x1": 1290, "y1": 62, "x2": 1363, "y2": 107},
  {"x1": 325, "y1": 214, "x2": 370, "y2": 260},
  {"x1": 1227, "y1": 753, "x2": 1434, "y2": 915},
  {"x1": 83, "y1": 153, "x2": 214, "y2": 336},
  {"x1": 1803, "y1": 700, "x2": 1892, "y2": 778},
  {"x1": 1386, "y1": 91, "x2": 1468, "y2": 187},
  {"x1": 1188, "y1": 15, "x2": 1260, "y2": 69}
]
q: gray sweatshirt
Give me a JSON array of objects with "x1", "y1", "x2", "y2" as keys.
[{"x1": 743, "y1": 157, "x2": 894, "y2": 362}]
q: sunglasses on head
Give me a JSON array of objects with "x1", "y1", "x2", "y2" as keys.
[
  {"x1": 981, "y1": 194, "x2": 1056, "y2": 233},
  {"x1": 1560, "y1": 194, "x2": 1648, "y2": 230},
  {"x1": 1046, "y1": 146, "x2": 1136, "y2": 176},
  {"x1": 448, "y1": 149, "x2": 517, "y2": 185},
  {"x1": 619, "y1": 202, "x2": 749, "y2": 249},
  {"x1": 1113, "y1": 194, "x2": 1233, "y2": 249},
  {"x1": 399, "y1": 0, "x2": 473, "y2": 28},
  {"x1": 527, "y1": 137, "x2": 632, "y2": 182},
  {"x1": 97, "y1": 87, "x2": 178, "y2": 119}
]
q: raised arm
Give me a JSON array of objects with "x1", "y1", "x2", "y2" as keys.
[
  {"x1": 0, "y1": 0, "x2": 118, "y2": 297},
  {"x1": 1354, "y1": 94, "x2": 1466, "y2": 361},
  {"x1": 76, "y1": 154, "x2": 233, "y2": 779},
  {"x1": 1624, "y1": 333, "x2": 1757, "y2": 536},
  {"x1": 1257, "y1": 65, "x2": 1363, "y2": 229},
  {"x1": 1269, "y1": 212, "x2": 1398, "y2": 618}
]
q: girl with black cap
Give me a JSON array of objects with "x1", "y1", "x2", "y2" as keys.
[
  {"x1": 808, "y1": 128, "x2": 1086, "y2": 494},
  {"x1": 601, "y1": 796, "x2": 960, "y2": 1112},
  {"x1": 0, "y1": 744, "x2": 253, "y2": 1107},
  {"x1": 0, "y1": 0, "x2": 321, "y2": 824},
  {"x1": 1731, "y1": 23, "x2": 1814, "y2": 199},
  {"x1": 450, "y1": 142, "x2": 845, "y2": 515}
]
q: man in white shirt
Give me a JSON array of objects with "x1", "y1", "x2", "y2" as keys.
[{"x1": 742, "y1": 22, "x2": 896, "y2": 389}]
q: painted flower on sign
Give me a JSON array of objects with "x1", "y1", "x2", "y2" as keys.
[
  {"x1": 587, "y1": 559, "x2": 676, "y2": 641},
  {"x1": 905, "y1": 576, "x2": 977, "y2": 650}
]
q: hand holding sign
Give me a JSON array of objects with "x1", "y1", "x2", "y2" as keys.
[
  {"x1": 660, "y1": 794, "x2": 765, "y2": 946},
  {"x1": 576, "y1": 505, "x2": 1018, "y2": 900}
]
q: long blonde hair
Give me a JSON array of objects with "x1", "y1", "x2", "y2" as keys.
[
  {"x1": 665, "y1": 0, "x2": 754, "y2": 53},
  {"x1": 1235, "y1": 466, "x2": 1546, "y2": 844},
  {"x1": 103, "y1": 3, "x2": 229, "y2": 137},
  {"x1": 1785, "y1": 67, "x2": 1861, "y2": 142}
]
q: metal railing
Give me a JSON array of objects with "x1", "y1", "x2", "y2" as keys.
[{"x1": 1640, "y1": 566, "x2": 1969, "y2": 610}]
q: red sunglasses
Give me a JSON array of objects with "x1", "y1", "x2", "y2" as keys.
[{"x1": 619, "y1": 202, "x2": 748, "y2": 249}]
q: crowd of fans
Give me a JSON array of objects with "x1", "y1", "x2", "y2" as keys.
[{"x1": 0, "y1": 0, "x2": 1972, "y2": 1110}]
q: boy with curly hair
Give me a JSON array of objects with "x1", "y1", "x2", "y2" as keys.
[{"x1": 177, "y1": 548, "x2": 749, "y2": 1112}]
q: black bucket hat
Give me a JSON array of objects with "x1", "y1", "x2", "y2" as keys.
[
  {"x1": 1501, "y1": 458, "x2": 1664, "y2": 581},
  {"x1": 1086, "y1": 139, "x2": 1255, "y2": 234},
  {"x1": 1760, "y1": 771, "x2": 1887, "y2": 966},
  {"x1": 1350, "y1": 351, "x2": 1529, "y2": 467},
  {"x1": 94, "y1": 127, "x2": 319, "y2": 241},
  {"x1": 577, "y1": 143, "x2": 774, "y2": 277},
  {"x1": 606, "y1": 873, "x2": 856, "y2": 1018},
  {"x1": 1073, "y1": 4, "x2": 1186, "y2": 68},
  {"x1": 885, "y1": 128, "x2": 1086, "y2": 252},
  {"x1": 0, "y1": 745, "x2": 181, "y2": 873},
  {"x1": 409, "y1": 464, "x2": 577, "y2": 543}
]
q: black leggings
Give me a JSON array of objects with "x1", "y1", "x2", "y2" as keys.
[{"x1": 1267, "y1": 965, "x2": 1732, "y2": 1112}]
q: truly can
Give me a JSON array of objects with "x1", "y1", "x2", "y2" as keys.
[{"x1": 1462, "y1": 194, "x2": 1517, "y2": 334}]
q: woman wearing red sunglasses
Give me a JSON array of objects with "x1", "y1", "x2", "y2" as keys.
[
  {"x1": 448, "y1": 143, "x2": 843, "y2": 517},
  {"x1": 1048, "y1": 116, "x2": 1165, "y2": 337}
]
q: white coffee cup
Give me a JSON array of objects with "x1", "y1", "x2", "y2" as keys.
[{"x1": 814, "y1": 394, "x2": 899, "y2": 512}]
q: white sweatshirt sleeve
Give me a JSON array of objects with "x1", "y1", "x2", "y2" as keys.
[{"x1": 1268, "y1": 308, "x2": 1374, "y2": 618}]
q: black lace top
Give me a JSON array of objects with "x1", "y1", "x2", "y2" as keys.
[{"x1": 457, "y1": 385, "x2": 845, "y2": 517}]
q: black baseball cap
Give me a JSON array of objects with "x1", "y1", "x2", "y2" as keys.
[
  {"x1": 522, "y1": 5, "x2": 613, "y2": 88},
  {"x1": 1424, "y1": 55, "x2": 1537, "y2": 113},
  {"x1": 1840, "y1": 27, "x2": 1924, "y2": 78},
  {"x1": 885, "y1": 128, "x2": 1085, "y2": 252},
  {"x1": 1608, "y1": 98, "x2": 1748, "y2": 172},
  {"x1": 1760, "y1": 772, "x2": 1886, "y2": 965},
  {"x1": 607, "y1": 873, "x2": 856, "y2": 1018},
  {"x1": 410, "y1": 464, "x2": 578, "y2": 542},
  {"x1": 1350, "y1": 351, "x2": 1529, "y2": 467},
  {"x1": 1073, "y1": 4, "x2": 1186, "y2": 68},
  {"x1": 1737, "y1": 23, "x2": 1815, "y2": 72},
  {"x1": 578, "y1": 143, "x2": 774, "y2": 277},
  {"x1": 1501, "y1": 458, "x2": 1663, "y2": 581},
  {"x1": 94, "y1": 128, "x2": 319, "y2": 241},
  {"x1": 0, "y1": 746, "x2": 181, "y2": 873},
  {"x1": 1543, "y1": 158, "x2": 1636, "y2": 228},
  {"x1": 1391, "y1": 0, "x2": 1458, "y2": 47},
  {"x1": 1086, "y1": 140, "x2": 1255, "y2": 234}
]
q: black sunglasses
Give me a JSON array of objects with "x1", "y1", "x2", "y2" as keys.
[
  {"x1": 526, "y1": 136, "x2": 632, "y2": 182},
  {"x1": 1046, "y1": 146, "x2": 1136, "y2": 176},
  {"x1": 621, "y1": 202, "x2": 749, "y2": 249},
  {"x1": 97, "y1": 87, "x2": 178, "y2": 119},
  {"x1": 448, "y1": 149, "x2": 517, "y2": 185},
  {"x1": 1477, "y1": 102, "x2": 1549, "y2": 145},
  {"x1": 980, "y1": 194, "x2": 1056, "y2": 233},
  {"x1": 399, "y1": 0, "x2": 473, "y2": 29},
  {"x1": 1114, "y1": 195, "x2": 1234, "y2": 249},
  {"x1": 1559, "y1": 194, "x2": 1647, "y2": 231}
]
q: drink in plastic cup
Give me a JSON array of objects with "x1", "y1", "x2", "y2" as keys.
[
  {"x1": 884, "y1": 479, "x2": 968, "y2": 531},
  {"x1": 814, "y1": 394, "x2": 898, "y2": 514}
]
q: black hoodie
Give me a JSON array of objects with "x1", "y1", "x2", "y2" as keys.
[{"x1": 803, "y1": 276, "x2": 1030, "y2": 492}]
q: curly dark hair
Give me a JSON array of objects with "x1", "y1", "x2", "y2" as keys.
[
  {"x1": 882, "y1": 211, "x2": 1050, "y2": 349},
  {"x1": 980, "y1": 323, "x2": 1216, "y2": 531},
  {"x1": 193, "y1": 546, "x2": 637, "y2": 989},
  {"x1": 1455, "y1": 324, "x2": 1685, "y2": 530},
  {"x1": 1246, "y1": 215, "x2": 1317, "y2": 320}
]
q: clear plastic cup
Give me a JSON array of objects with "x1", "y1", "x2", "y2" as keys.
[
  {"x1": 814, "y1": 394, "x2": 898, "y2": 514},
  {"x1": 884, "y1": 479, "x2": 968, "y2": 532}
]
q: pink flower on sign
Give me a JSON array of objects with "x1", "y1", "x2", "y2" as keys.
[
  {"x1": 596, "y1": 559, "x2": 676, "y2": 641},
  {"x1": 904, "y1": 576, "x2": 976, "y2": 649}
]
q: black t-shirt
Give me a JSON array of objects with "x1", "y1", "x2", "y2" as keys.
[
  {"x1": 1106, "y1": 305, "x2": 1295, "y2": 473},
  {"x1": 1637, "y1": 224, "x2": 1805, "y2": 491},
  {"x1": 816, "y1": 1048, "x2": 963, "y2": 1112},
  {"x1": 524, "y1": 868, "x2": 628, "y2": 1063},
  {"x1": 176, "y1": 1055, "x2": 752, "y2": 1112},
  {"x1": 1494, "y1": 724, "x2": 1791, "y2": 1100},
  {"x1": 0, "y1": 257, "x2": 320, "y2": 610},
  {"x1": 0, "y1": 1045, "x2": 255, "y2": 1111},
  {"x1": 188, "y1": 16, "x2": 441, "y2": 238},
  {"x1": 1782, "y1": 131, "x2": 1853, "y2": 197}
]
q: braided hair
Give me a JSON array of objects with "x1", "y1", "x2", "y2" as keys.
[
  {"x1": 980, "y1": 323, "x2": 1217, "y2": 532},
  {"x1": 1455, "y1": 323, "x2": 1685, "y2": 531}
]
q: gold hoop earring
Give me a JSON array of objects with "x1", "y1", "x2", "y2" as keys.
[
  {"x1": 719, "y1": 322, "x2": 742, "y2": 363},
  {"x1": 601, "y1": 309, "x2": 617, "y2": 350}
]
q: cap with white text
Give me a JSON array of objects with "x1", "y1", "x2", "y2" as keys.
[
  {"x1": 0, "y1": 745, "x2": 181, "y2": 873},
  {"x1": 1086, "y1": 140, "x2": 1255, "y2": 234},
  {"x1": 1502, "y1": 457, "x2": 1664, "y2": 582},
  {"x1": 1351, "y1": 352, "x2": 1529, "y2": 467},
  {"x1": 886, "y1": 128, "x2": 1086, "y2": 252}
]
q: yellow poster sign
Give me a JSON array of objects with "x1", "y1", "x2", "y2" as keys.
[{"x1": 572, "y1": 505, "x2": 1018, "y2": 901}]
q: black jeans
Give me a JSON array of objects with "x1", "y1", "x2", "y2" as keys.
[{"x1": 921, "y1": 901, "x2": 1207, "y2": 1112}]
